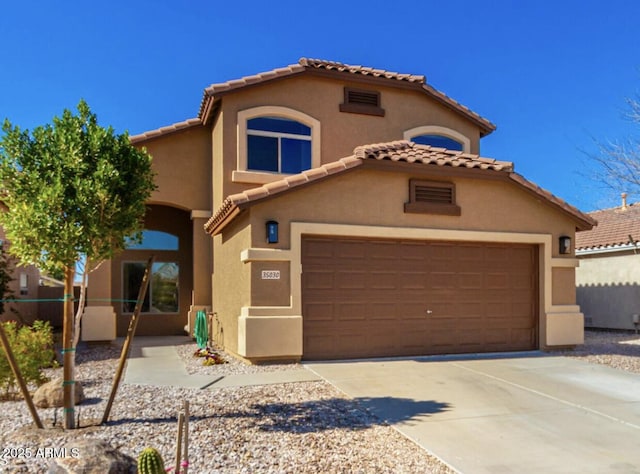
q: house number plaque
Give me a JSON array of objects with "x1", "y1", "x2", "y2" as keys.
[{"x1": 261, "y1": 270, "x2": 281, "y2": 280}]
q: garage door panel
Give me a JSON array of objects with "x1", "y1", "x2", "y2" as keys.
[
  {"x1": 486, "y1": 273, "x2": 509, "y2": 289},
  {"x1": 397, "y1": 304, "x2": 428, "y2": 320},
  {"x1": 430, "y1": 272, "x2": 457, "y2": 288},
  {"x1": 304, "y1": 302, "x2": 334, "y2": 322},
  {"x1": 302, "y1": 236, "x2": 538, "y2": 360},
  {"x1": 335, "y1": 240, "x2": 367, "y2": 259},
  {"x1": 399, "y1": 272, "x2": 428, "y2": 290},
  {"x1": 303, "y1": 270, "x2": 334, "y2": 290},
  {"x1": 368, "y1": 271, "x2": 399, "y2": 290},
  {"x1": 336, "y1": 302, "x2": 367, "y2": 321},
  {"x1": 335, "y1": 270, "x2": 366, "y2": 289},
  {"x1": 459, "y1": 272, "x2": 484, "y2": 289}
]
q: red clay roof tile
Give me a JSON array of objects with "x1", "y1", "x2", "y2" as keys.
[{"x1": 354, "y1": 140, "x2": 513, "y2": 171}]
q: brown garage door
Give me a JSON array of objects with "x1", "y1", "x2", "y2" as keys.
[{"x1": 302, "y1": 236, "x2": 538, "y2": 360}]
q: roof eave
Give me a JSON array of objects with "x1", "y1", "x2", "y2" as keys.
[
  {"x1": 205, "y1": 205, "x2": 243, "y2": 236},
  {"x1": 129, "y1": 118, "x2": 203, "y2": 144}
]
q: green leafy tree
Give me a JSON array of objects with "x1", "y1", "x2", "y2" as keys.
[{"x1": 0, "y1": 100, "x2": 156, "y2": 428}]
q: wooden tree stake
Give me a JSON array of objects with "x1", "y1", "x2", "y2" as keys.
[
  {"x1": 183, "y1": 400, "x2": 190, "y2": 474},
  {"x1": 101, "y1": 256, "x2": 154, "y2": 424},
  {"x1": 175, "y1": 412, "x2": 184, "y2": 474}
]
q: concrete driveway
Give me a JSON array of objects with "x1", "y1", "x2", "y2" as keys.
[{"x1": 306, "y1": 353, "x2": 640, "y2": 473}]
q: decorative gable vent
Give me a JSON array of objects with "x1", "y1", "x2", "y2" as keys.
[
  {"x1": 346, "y1": 89, "x2": 379, "y2": 107},
  {"x1": 405, "y1": 179, "x2": 461, "y2": 216},
  {"x1": 414, "y1": 183, "x2": 453, "y2": 204},
  {"x1": 340, "y1": 87, "x2": 385, "y2": 117}
]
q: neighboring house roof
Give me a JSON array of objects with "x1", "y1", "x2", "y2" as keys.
[
  {"x1": 198, "y1": 58, "x2": 496, "y2": 137},
  {"x1": 576, "y1": 201, "x2": 640, "y2": 252},
  {"x1": 205, "y1": 141, "x2": 595, "y2": 235}
]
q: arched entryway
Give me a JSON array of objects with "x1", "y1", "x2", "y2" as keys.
[{"x1": 111, "y1": 205, "x2": 193, "y2": 336}]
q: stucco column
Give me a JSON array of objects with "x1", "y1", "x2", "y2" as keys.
[
  {"x1": 83, "y1": 259, "x2": 116, "y2": 341},
  {"x1": 188, "y1": 210, "x2": 212, "y2": 335},
  {"x1": 87, "y1": 261, "x2": 111, "y2": 305}
]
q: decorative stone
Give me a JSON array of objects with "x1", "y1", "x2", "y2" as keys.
[
  {"x1": 46, "y1": 440, "x2": 136, "y2": 473},
  {"x1": 33, "y1": 377, "x2": 85, "y2": 408}
]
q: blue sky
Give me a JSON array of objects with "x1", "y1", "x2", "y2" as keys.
[{"x1": 1, "y1": 0, "x2": 639, "y2": 212}]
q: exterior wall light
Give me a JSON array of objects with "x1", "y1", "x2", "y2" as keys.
[
  {"x1": 266, "y1": 220, "x2": 279, "y2": 244},
  {"x1": 559, "y1": 235, "x2": 571, "y2": 255}
]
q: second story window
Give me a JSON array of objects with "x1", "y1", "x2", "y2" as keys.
[
  {"x1": 404, "y1": 126, "x2": 471, "y2": 153},
  {"x1": 247, "y1": 117, "x2": 312, "y2": 174},
  {"x1": 234, "y1": 106, "x2": 321, "y2": 184}
]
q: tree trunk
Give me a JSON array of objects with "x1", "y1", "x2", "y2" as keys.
[{"x1": 62, "y1": 266, "x2": 75, "y2": 429}]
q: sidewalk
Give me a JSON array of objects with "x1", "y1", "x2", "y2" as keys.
[{"x1": 122, "y1": 336, "x2": 320, "y2": 389}]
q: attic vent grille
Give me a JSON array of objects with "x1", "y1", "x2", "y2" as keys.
[
  {"x1": 347, "y1": 89, "x2": 379, "y2": 106},
  {"x1": 415, "y1": 184, "x2": 453, "y2": 204},
  {"x1": 405, "y1": 179, "x2": 461, "y2": 216},
  {"x1": 340, "y1": 87, "x2": 385, "y2": 117}
]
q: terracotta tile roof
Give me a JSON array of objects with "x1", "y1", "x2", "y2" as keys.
[
  {"x1": 298, "y1": 58, "x2": 426, "y2": 83},
  {"x1": 198, "y1": 58, "x2": 496, "y2": 135},
  {"x1": 129, "y1": 118, "x2": 202, "y2": 144},
  {"x1": 575, "y1": 202, "x2": 640, "y2": 250},
  {"x1": 354, "y1": 140, "x2": 513, "y2": 171},
  {"x1": 205, "y1": 141, "x2": 594, "y2": 235}
]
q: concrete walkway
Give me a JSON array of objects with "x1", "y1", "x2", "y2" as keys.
[
  {"x1": 306, "y1": 353, "x2": 640, "y2": 474},
  {"x1": 122, "y1": 336, "x2": 320, "y2": 389}
]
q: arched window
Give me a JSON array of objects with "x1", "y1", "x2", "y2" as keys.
[
  {"x1": 404, "y1": 126, "x2": 471, "y2": 153},
  {"x1": 125, "y1": 230, "x2": 179, "y2": 250},
  {"x1": 411, "y1": 134, "x2": 463, "y2": 151},
  {"x1": 234, "y1": 106, "x2": 321, "y2": 184},
  {"x1": 247, "y1": 117, "x2": 311, "y2": 173}
]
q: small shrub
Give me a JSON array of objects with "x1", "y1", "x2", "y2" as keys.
[{"x1": 0, "y1": 320, "x2": 57, "y2": 398}]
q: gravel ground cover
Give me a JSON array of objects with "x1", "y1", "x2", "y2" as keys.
[
  {"x1": 2, "y1": 329, "x2": 640, "y2": 473},
  {"x1": 1, "y1": 340, "x2": 452, "y2": 473}
]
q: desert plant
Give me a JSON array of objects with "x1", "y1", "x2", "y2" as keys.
[
  {"x1": 137, "y1": 447, "x2": 166, "y2": 474},
  {"x1": 0, "y1": 320, "x2": 56, "y2": 398},
  {"x1": 194, "y1": 346, "x2": 226, "y2": 366}
]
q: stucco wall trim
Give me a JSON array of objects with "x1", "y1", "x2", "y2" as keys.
[
  {"x1": 191, "y1": 210, "x2": 212, "y2": 219},
  {"x1": 551, "y1": 258, "x2": 580, "y2": 268},
  {"x1": 241, "y1": 247, "x2": 293, "y2": 263}
]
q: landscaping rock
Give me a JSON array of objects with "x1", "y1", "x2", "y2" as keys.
[
  {"x1": 33, "y1": 378, "x2": 85, "y2": 408},
  {"x1": 46, "y1": 439, "x2": 135, "y2": 473}
]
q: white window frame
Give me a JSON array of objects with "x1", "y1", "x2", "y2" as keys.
[
  {"x1": 247, "y1": 126, "x2": 312, "y2": 173},
  {"x1": 234, "y1": 106, "x2": 321, "y2": 184},
  {"x1": 403, "y1": 125, "x2": 471, "y2": 153}
]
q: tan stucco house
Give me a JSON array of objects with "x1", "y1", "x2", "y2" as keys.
[
  {"x1": 576, "y1": 194, "x2": 640, "y2": 330},
  {"x1": 84, "y1": 58, "x2": 595, "y2": 362}
]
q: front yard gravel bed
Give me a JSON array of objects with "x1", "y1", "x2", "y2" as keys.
[{"x1": 2, "y1": 329, "x2": 640, "y2": 473}]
